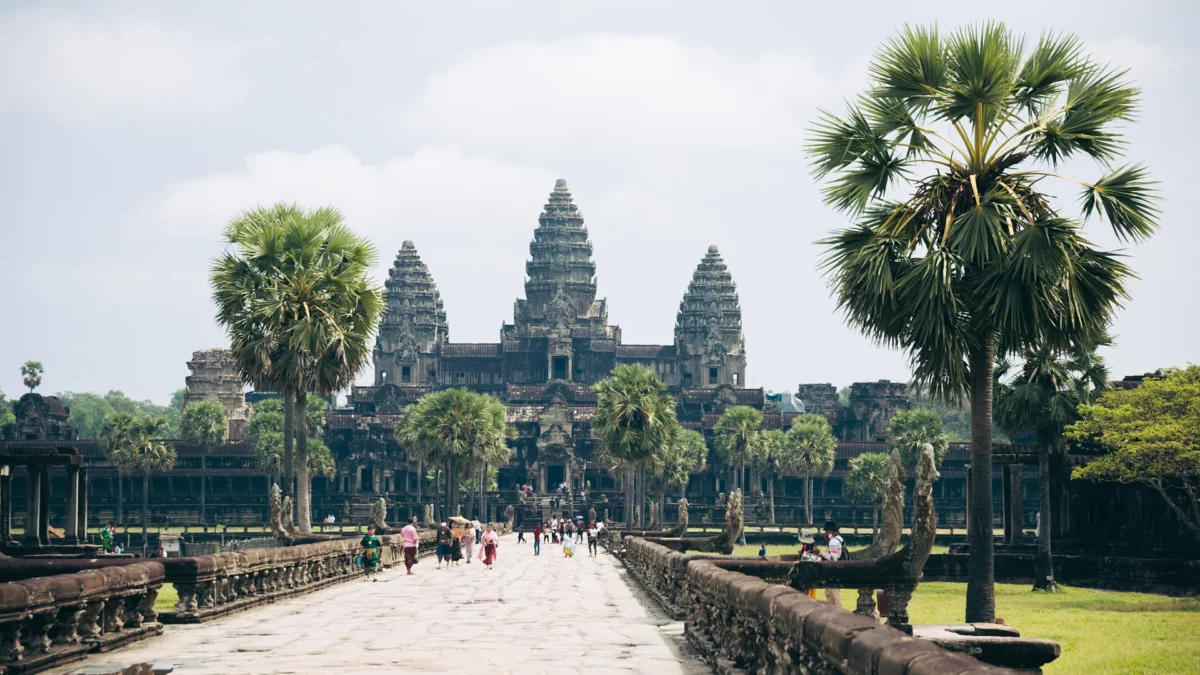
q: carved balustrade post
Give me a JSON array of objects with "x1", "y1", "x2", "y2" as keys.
[
  {"x1": 0, "y1": 621, "x2": 23, "y2": 662},
  {"x1": 50, "y1": 605, "x2": 84, "y2": 645},
  {"x1": 102, "y1": 596, "x2": 126, "y2": 633},
  {"x1": 78, "y1": 599, "x2": 104, "y2": 640},
  {"x1": 22, "y1": 612, "x2": 53, "y2": 654}
]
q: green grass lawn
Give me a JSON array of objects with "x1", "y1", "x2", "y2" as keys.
[
  {"x1": 733, "y1": 544, "x2": 951, "y2": 557},
  {"x1": 155, "y1": 583, "x2": 178, "y2": 614}
]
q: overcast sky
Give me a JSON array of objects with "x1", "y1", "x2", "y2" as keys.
[{"x1": 2, "y1": 1, "x2": 1197, "y2": 405}]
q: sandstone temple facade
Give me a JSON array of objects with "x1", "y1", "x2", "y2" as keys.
[{"x1": 325, "y1": 179, "x2": 908, "y2": 502}]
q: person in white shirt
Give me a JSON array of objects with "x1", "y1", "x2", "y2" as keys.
[
  {"x1": 821, "y1": 520, "x2": 845, "y2": 608},
  {"x1": 586, "y1": 524, "x2": 600, "y2": 557}
]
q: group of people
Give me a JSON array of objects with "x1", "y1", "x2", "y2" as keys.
[
  {"x1": 523, "y1": 517, "x2": 602, "y2": 558},
  {"x1": 760, "y1": 520, "x2": 848, "y2": 605},
  {"x1": 357, "y1": 517, "x2": 501, "y2": 582}
]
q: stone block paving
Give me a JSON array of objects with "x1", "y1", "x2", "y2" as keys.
[{"x1": 53, "y1": 534, "x2": 709, "y2": 675}]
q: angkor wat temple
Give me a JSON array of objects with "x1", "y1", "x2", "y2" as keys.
[{"x1": 2, "y1": 179, "x2": 1194, "y2": 572}]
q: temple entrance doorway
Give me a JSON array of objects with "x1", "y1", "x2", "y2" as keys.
[
  {"x1": 547, "y1": 465, "x2": 565, "y2": 490},
  {"x1": 552, "y1": 356, "x2": 568, "y2": 380}
]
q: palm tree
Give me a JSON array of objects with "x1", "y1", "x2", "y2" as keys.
[
  {"x1": 760, "y1": 429, "x2": 792, "y2": 525},
  {"x1": 784, "y1": 414, "x2": 837, "y2": 525},
  {"x1": 593, "y1": 365, "x2": 678, "y2": 528},
  {"x1": 108, "y1": 415, "x2": 176, "y2": 553},
  {"x1": 808, "y1": 23, "x2": 1158, "y2": 622},
  {"x1": 648, "y1": 426, "x2": 707, "y2": 527},
  {"x1": 712, "y1": 405, "x2": 764, "y2": 495},
  {"x1": 995, "y1": 337, "x2": 1109, "y2": 591},
  {"x1": 889, "y1": 408, "x2": 950, "y2": 478},
  {"x1": 100, "y1": 412, "x2": 138, "y2": 523},
  {"x1": 212, "y1": 203, "x2": 383, "y2": 532},
  {"x1": 180, "y1": 400, "x2": 227, "y2": 525},
  {"x1": 845, "y1": 452, "x2": 892, "y2": 533},
  {"x1": 20, "y1": 361, "x2": 43, "y2": 393},
  {"x1": 395, "y1": 389, "x2": 512, "y2": 520}
]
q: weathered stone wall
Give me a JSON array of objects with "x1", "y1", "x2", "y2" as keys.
[
  {"x1": 620, "y1": 537, "x2": 1017, "y2": 674},
  {"x1": 0, "y1": 561, "x2": 164, "y2": 672}
]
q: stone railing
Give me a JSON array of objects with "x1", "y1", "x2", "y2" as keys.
[
  {"x1": 619, "y1": 537, "x2": 1018, "y2": 675},
  {"x1": 0, "y1": 562, "x2": 164, "y2": 673},
  {"x1": 161, "y1": 530, "x2": 436, "y2": 623}
]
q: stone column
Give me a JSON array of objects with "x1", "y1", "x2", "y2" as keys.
[
  {"x1": 1001, "y1": 464, "x2": 1013, "y2": 543},
  {"x1": 0, "y1": 468, "x2": 11, "y2": 544},
  {"x1": 1009, "y1": 464, "x2": 1024, "y2": 544},
  {"x1": 65, "y1": 466, "x2": 80, "y2": 545},
  {"x1": 24, "y1": 466, "x2": 42, "y2": 547},
  {"x1": 39, "y1": 466, "x2": 51, "y2": 546},
  {"x1": 538, "y1": 465, "x2": 547, "y2": 494},
  {"x1": 77, "y1": 467, "x2": 89, "y2": 544}
]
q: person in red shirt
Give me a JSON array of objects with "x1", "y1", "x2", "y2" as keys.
[{"x1": 533, "y1": 523, "x2": 543, "y2": 556}]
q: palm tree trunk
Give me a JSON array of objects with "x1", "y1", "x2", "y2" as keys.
[
  {"x1": 199, "y1": 445, "x2": 207, "y2": 525},
  {"x1": 1033, "y1": 444, "x2": 1057, "y2": 591},
  {"x1": 805, "y1": 469, "x2": 813, "y2": 525},
  {"x1": 447, "y1": 455, "x2": 459, "y2": 518},
  {"x1": 966, "y1": 339, "x2": 997, "y2": 624},
  {"x1": 639, "y1": 464, "x2": 648, "y2": 527},
  {"x1": 283, "y1": 396, "x2": 295, "y2": 499},
  {"x1": 416, "y1": 460, "x2": 424, "y2": 512},
  {"x1": 142, "y1": 469, "x2": 150, "y2": 556},
  {"x1": 768, "y1": 471, "x2": 776, "y2": 525},
  {"x1": 294, "y1": 392, "x2": 312, "y2": 532},
  {"x1": 117, "y1": 471, "x2": 124, "y2": 523},
  {"x1": 625, "y1": 465, "x2": 635, "y2": 528},
  {"x1": 434, "y1": 467, "x2": 442, "y2": 521},
  {"x1": 872, "y1": 505, "x2": 879, "y2": 542}
]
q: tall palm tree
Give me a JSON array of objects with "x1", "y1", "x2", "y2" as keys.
[
  {"x1": 593, "y1": 364, "x2": 678, "y2": 528},
  {"x1": 845, "y1": 451, "x2": 892, "y2": 533},
  {"x1": 108, "y1": 415, "x2": 176, "y2": 554},
  {"x1": 760, "y1": 429, "x2": 792, "y2": 525},
  {"x1": 647, "y1": 426, "x2": 707, "y2": 527},
  {"x1": 395, "y1": 389, "x2": 512, "y2": 520},
  {"x1": 180, "y1": 400, "x2": 227, "y2": 525},
  {"x1": 889, "y1": 408, "x2": 950, "y2": 478},
  {"x1": 995, "y1": 337, "x2": 1109, "y2": 591},
  {"x1": 712, "y1": 405, "x2": 764, "y2": 495},
  {"x1": 212, "y1": 203, "x2": 383, "y2": 532},
  {"x1": 100, "y1": 412, "x2": 138, "y2": 523},
  {"x1": 784, "y1": 414, "x2": 837, "y2": 525},
  {"x1": 808, "y1": 23, "x2": 1158, "y2": 621},
  {"x1": 20, "y1": 361, "x2": 43, "y2": 393}
]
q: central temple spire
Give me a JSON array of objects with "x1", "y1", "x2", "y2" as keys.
[{"x1": 519, "y1": 179, "x2": 602, "y2": 327}]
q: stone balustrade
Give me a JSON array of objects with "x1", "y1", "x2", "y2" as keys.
[
  {"x1": 161, "y1": 531, "x2": 436, "y2": 623},
  {"x1": 0, "y1": 562, "x2": 164, "y2": 673},
  {"x1": 619, "y1": 537, "x2": 1017, "y2": 675}
]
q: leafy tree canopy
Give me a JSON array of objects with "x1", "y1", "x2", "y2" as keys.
[
  {"x1": 1068, "y1": 365, "x2": 1200, "y2": 542},
  {"x1": 21, "y1": 361, "x2": 43, "y2": 393},
  {"x1": 59, "y1": 390, "x2": 177, "y2": 439},
  {"x1": 102, "y1": 414, "x2": 177, "y2": 474},
  {"x1": 845, "y1": 451, "x2": 892, "y2": 507},
  {"x1": 782, "y1": 413, "x2": 837, "y2": 477},
  {"x1": 712, "y1": 405, "x2": 766, "y2": 466},
  {"x1": 592, "y1": 364, "x2": 678, "y2": 467},
  {"x1": 889, "y1": 408, "x2": 950, "y2": 471},
  {"x1": 180, "y1": 400, "x2": 228, "y2": 448}
]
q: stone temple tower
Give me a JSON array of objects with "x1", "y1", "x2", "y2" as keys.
[
  {"x1": 512, "y1": 179, "x2": 610, "y2": 338},
  {"x1": 674, "y1": 246, "x2": 747, "y2": 388},
  {"x1": 374, "y1": 241, "x2": 448, "y2": 386}
]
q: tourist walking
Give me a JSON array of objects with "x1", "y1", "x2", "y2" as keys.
[
  {"x1": 450, "y1": 526, "x2": 464, "y2": 566},
  {"x1": 798, "y1": 529, "x2": 820, "y2": 598},
  {"x1": 401, "y1": 517, "x2": 420, "y2": 574},
  {"x1": 542, "y1": 521, "x2": 551, "y2": 544},
  {"x1": 473, "y1": 519, "x2": 483, "y2": 545},
  {"x1": 436, "y1": 522, "x2": 452, "y2": 569},
  {"x1": 517, "y1": 525, "x2": 526, "y2": 543},
  {"x1": 586, "y1": 523, "x2": 599, "y2": 557},
  {"x1": 360, "y1": 525, "x2": 382, "y2": 582},
  {"x1": 463, "y1": 522, "x2": 476, "y2": 563},
  {"x1": 576, "y1": 521, "x2": 585, "y2": 544},
  {"x1": 533, "y1": 523, "x2": 543, "y2": 555},
  {"x1": 562, "y1": 534, "x2": 576, "y2": 557},
  {"x1": 821, "y1": 521, "x2": 846, "y2": 607},
  {"x1": 480, "y1": 524, "x2": 499, "y2": 569}
]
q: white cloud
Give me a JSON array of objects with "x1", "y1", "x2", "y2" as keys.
[
  {"x1": 401, "y1": 34, "x2": 857, "y2": 165},
  {"x1": 0, "y1": 9, "x2": 249, "y2": 120}
]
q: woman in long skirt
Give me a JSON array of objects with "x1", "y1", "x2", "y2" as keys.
[
  {"x1": 479, "y1": 524, "x2": 499, "y2": 570},
  {"x1": 450, "y1": 530, "x2": 463, "y2": 566},
  {"x1": 463, "y1": 524, "x2": 476, "y2": 563}
]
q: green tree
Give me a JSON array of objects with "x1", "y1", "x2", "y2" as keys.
[
  {"x1": 648, "y1": 426, "x2": 707, "y2": 525},
  {"x1": 712, "y1": 405, "x2": 764, "y2": 494},
  {"x1": 889, "y1": 408, "x2": 950, "y2": 474},
  {"x1": 106, "y1": 414, "x2": 176, "y2": 549},
  {"x1": 21, "y1": 361, "x2": 43, "y2": 393},
  {"x1": 784, "y1": 413, "x2": 837, "y2": 525},
  {"x1": 760, "y1": 429, "x2": 793, "y2": 524},
  {"x1": 845, "y1": 451, "x2": 892, "y2": 530},
  {"x1": 100, "y1": 412, "x2": 136, "y2": 522},
  {"x1": 212, "y1": 203, "x2": 383, "y2": 532},
  {"x1": 180, "y1": 401, "x2": 228, "y2": 525},
  {"x1": 1068, "y1": 366, "x2": 1200, "y2": 543},
  {"x1": 995, "y1": 338, "x2": 1109, "y2": 591},
  {"x1": 0, "y1": 387, "x2": 15, "y2": 438},
  {"x1": 165, "y1": 389, "x2": 188, "y2": 438},
  {"x1": 592, "y1": 364, "x2": 678, "y2": 527},
  {"x1": 395, "y1": 388, "x2": 513, "y2": 521},
  {"x1": 249, "y1": 404, "x2": 335, "y2": 484},
  {"x1": 809, "y1": 24, "x2": 1159, "y2": 622}
]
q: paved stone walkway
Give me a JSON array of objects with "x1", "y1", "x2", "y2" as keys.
[{"x1": 56, "y1": 534, "x2": 708, "y2": 674}]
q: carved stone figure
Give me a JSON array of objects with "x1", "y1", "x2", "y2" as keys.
[
  {"x1": 422, "y1": 504, "x2": 434, "y2": 525},
  {"x1": 588, "y1": 507, "x2": 597, "y2": 526},
  {"x1": 647, "y1": 501, "x2": 660, "y2": 530},
  {"x1": 503, "y1": 505, "x2": 515, "y2": 530},
  {"x1": 369, "y1": 498, "x2": 389, "y2": 531},
  {"x1": 269, "y1": 484, "x2": 293, "y2": 544},
  {"x1": 667, "y1": 497, "x2": 689, "y2": 537}
]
